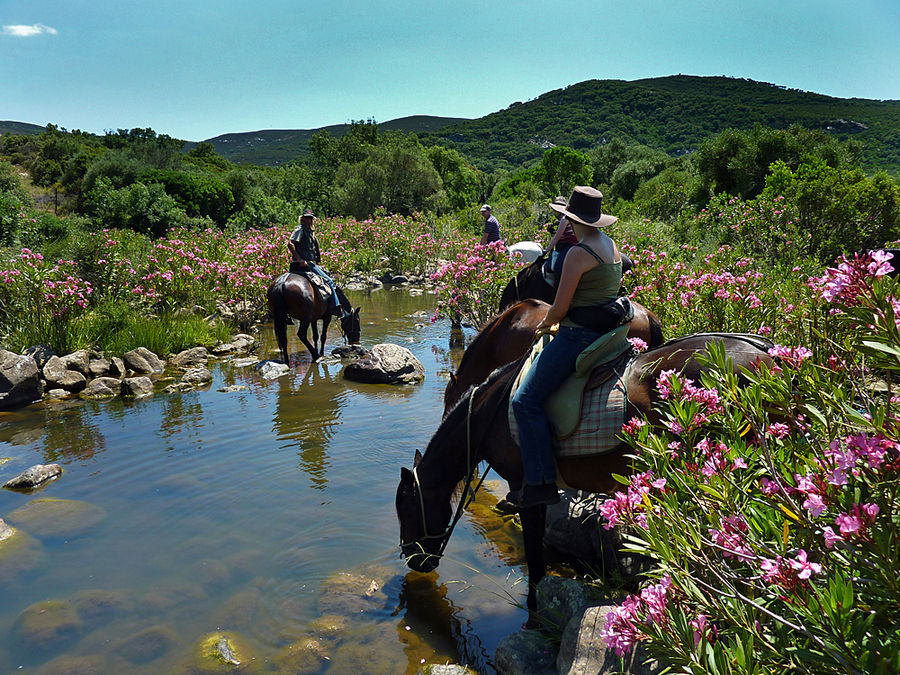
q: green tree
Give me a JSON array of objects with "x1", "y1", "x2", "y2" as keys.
[
  {"x1": 425, "y1": 145, "x2": 483, "y2": 211},
  {"x1": 534, "y1": 146, "x2": 592, "y2": 198}
]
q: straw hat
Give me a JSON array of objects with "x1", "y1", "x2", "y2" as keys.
[{"x1": 550, "y1": 186, "x2": 617, "y2": 228}]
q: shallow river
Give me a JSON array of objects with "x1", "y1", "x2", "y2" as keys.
[{"x1": 0, "y1": 288, "x2": 537, "y2": 674}]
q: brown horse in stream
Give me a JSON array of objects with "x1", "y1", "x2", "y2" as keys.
[
  {"x1": 398, "y1": 333, "x2": 774, "y2": 624},
  {"x1": 266, "y1": 271, "x2": 361, "y2": 363}
]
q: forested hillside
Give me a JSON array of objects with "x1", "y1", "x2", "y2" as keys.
[
  {"x1": 424, "y1": 75, "x2": 900, "y2": 173},
  {"x1": 199, "y1": 115, "x2": 467, "y2": 166}
]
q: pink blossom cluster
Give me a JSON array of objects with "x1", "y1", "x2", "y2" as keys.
[
  {"x1": 599, "y1": 470, "x2": 666, "y2": 530},
  {"x1": 815, "y1": 250, "x2": 894, "y2": 305},
  {"x1": 759, "y1": 549, "x2": 822, "y2": 589},
  {"x1": 767, "y1": 343, "x2": 813, "y2": 369},
  {"x1": 656, "y1": 369, "x2": 723, "y2": 432},
  {"x1": 709, "y1": 514, "x2": 752, "y2": 559},
  {"x1": 600, "y1": 576, "x2": 672, "y2": 656}
]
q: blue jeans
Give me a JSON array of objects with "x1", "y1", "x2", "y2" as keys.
[
  {"x1": 310, "y1": 263, "x2": 339, "y2": 307},
  {"x1": 511, "y1": 325, "x2": 604, "y2": 485}
]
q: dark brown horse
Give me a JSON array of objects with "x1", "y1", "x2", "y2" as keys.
[
  {"x1": 443, "y1": 298, "x2": 663, "y2": 413},
  {"x1": 266, "y1": 272, "x2": 361, "y2": 363},
  {"x1": 398, "y1": 333, "x2": 774, "y2": 624}
]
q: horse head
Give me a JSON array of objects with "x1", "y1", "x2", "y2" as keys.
[
  {"x1": 396, "y1": 450, "x2": 452, "y2": 573},
  {"x1": 340, "y1": 307, "x2": 361, "y2": 344},
  {"x1": 498, "y1": 255, "x2": 554, "y2": 312}
]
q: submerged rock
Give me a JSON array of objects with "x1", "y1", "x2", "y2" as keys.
[
  {"x1": 3, "y1": 463, "x2": 62, "y2": 489},
  {"x1": 318, "y1": 566, "x2": 393, "y2": 616},
  {"x1": 342, "y1": 343, "x2": 425, "y2": 384},
  {"x1": 115, "y1": 624, "x2": 177, "y2": 664},
  {"x1": 7, "y1": 497, "x2": 107, "y2": 539},
  {"x1": 257, "y1": 360, "x2": 290, "y2": 380},
  {"x1": 494, "y1": 630, "x2": 557, "y2": 675},
  {"x1": 0, "y1": 524, "x2": 46, "y2": 584},
  {"x1": 1, "y1": 349, "x2": 44, "y2": 409},
  {"x1": 71, "y1": 588, "x2": 134, "y2": 629},
  {"x1": 12, "y1": 599, "x2": 83, "y2": 655},
  {"x1": 274, "y1": 637, "x2": 329, "y2": 674},
  {"x1": 35, "y1": 653, "x2": 106, "y2": 675}
]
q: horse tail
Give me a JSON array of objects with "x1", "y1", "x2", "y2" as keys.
[{"x1": 267, "y1": 282, "x2": 290, "y2": 364}]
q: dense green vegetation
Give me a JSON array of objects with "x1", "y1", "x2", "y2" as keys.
[{"x1": 426, "y1": 76, "x2": 900, "y2": 174}]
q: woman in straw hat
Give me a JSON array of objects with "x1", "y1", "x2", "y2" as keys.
[{"x1": 509, "y1": 186, "x2": 623, "y2": 508}]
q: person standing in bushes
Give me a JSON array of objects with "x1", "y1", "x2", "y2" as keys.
[
  {"x1": 288, "y1": 209, "x2": 343, "y2": 316},
  {"x1": 509, "y1": 186, "x2": 624, "y2": 508},
  {"x1": 479, "y1": 204, "x2": 501, "y2": 245}
]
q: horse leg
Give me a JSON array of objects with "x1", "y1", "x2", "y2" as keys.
[
  {"x1": 320, "y1": 315, "x2": 332, "y2": 357},
  {"x1": 297, "y1": 319, "x2": 319, "y2": 361},
  {"x1": 309, "y1": 320, "x2": 321, "y2": 361},
  {"x1": 519, "y1": 504, "x2": 548, "y2": 628}
]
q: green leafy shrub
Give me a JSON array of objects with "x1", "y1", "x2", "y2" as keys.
[{"x1": 599, "y1": 251, "x2": 900, "y2": 673}]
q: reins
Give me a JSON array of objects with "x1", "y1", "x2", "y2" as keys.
[{"x1": 406, "y1": 354, "x2": 526, "y2": 559}]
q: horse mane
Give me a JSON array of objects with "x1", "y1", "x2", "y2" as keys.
[
  {"x1": 335, "y1": 285, "x2": 351, "y2": 311},
  {"x1": 428, "y1": 356, "x2": 524, "y2": 457}
]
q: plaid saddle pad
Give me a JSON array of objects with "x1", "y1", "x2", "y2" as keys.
[{"x1": 508, "y1": 331, "x2": 632, "y2": 458}]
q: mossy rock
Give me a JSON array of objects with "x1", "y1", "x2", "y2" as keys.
[
  {"x1": 193, "y1": 557, "x2": 231, "y2": 588},
  {"x1": 212, "y1": 587, "x2": 266, "y2": 635},
  {"x1": 12, "y1": 599, "x2": 83, "y2": 654},
  {"x1": 115, "y1": 624, "x2": 178, "y2": 664},
  {"x1": 141, "y1": 581, "x2": 207, "y2": 613},
  {"x1": 325, "y1": 622, "x2": 424, "y2": 674},
  {"x1": 273, "y1": 637, "x2": 329, "y2": 674},
  {"x1": 71, "y1": 588, "x2": 134, "y2": 629},
  {"x1": 318, "y1": 564, "x2": 394, "y2": 616},
  {"x1": 308, "y1": 613, "x2": 349, "y2": 640},
  {"x1": 185, "y1": 631, "x2": 259, "y2": 674},
  {"x1": 0, "y1": 525, "x2": 46, "y2": 584},
  {"x1": 7, "y1": 498, "x2": 107, "y2": 539},
  {"x1": 35, "y1": 653, "x2": 106, "y2": 675}
]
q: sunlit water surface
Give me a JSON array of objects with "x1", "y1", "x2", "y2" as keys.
[{"x1": 0, "y1": 288, "x2": 533, "y2": 674}]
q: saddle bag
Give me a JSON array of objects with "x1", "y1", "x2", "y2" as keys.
[{"x1": 567, "y1": 296, "x2": 634, "y2": 333}]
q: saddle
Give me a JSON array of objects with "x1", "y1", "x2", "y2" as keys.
[
  {"x1": 508, "y1": 324, "x2": 633, "y2": 458},
  {"x1": 288, "y1": 261, "x2": 332, "y2": 305}
]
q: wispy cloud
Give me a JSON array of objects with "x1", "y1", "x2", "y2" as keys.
[{"x1": 2, "y1": 24, "x2": 58, "y2": 37}]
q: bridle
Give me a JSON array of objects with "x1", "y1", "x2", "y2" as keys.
[
  {"x1": 404, "y1": 385, "x2": 491, "y2": 561},
  {"x1": 401, "y1": 355, "x2": 524, "y2": 563}
]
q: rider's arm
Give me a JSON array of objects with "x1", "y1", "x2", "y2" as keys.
[{"x1": 546, "y1": 219, "x2": 564, "y2": 252}]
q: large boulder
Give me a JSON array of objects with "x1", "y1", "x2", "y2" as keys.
[
  {"x1": 123, "y1": 347, "x2": 165, "y2": 375},
  {"x1": 3, "y1": 463, "x2": 63, "y2": 489},
  {"x1": 88, "y1": 357, "x2": 111, "y2": 377},
  {"x1": 181, "y1": 367, "x2": 212, "y2": 386},
  {"x1": 42, "y1": 356, "x2": 87, "y2": 392},
  {"x1": 61, "y1": 350, "x2": 90, "y2": 376},
  {"x1": 24, "y1": 345, "x2": 55, "y2": 370},
  {"x1": 121, "y1": 376, "x2": 154, "y2": 398},
  {"x1": 108, "y1": 356, "x2": 127, "y2": 378},
  {"x1": 536, "y1": 576, "x2": 593, "y2": 634},
  {"x1": 170, "y1": 347, "x2": 209, "y2": 369},
  {"x1": 557, "y1": 603, "x2": 664, "y2": 675},
  {"x1": 545, "y1": 490, "x2": 653, "y2": 581},
  {"x1": 342, "y1": 343, "x2": 425, "y2": 384},
  {"x1": 0, "y1": 349, "x2": 43, "y2": 409},
  {"x1": 80, "y1": 377, "x2": 121, "y2": 400}
]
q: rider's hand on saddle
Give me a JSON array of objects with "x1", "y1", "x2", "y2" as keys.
[{"x1": 535, "y1": 323, "x2": 559, "y2": 338}]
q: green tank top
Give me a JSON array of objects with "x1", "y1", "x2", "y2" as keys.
[{"x1": 560, "y1": 243, "x2": 622, "y2": 329}]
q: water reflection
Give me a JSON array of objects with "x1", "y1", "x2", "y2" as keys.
[
  {"x1": 0, "y1": 400, "x2": 107, "y2": 462},
  {"x1": 396, "y1": 572, "x2": 492, "y2": 674},
  {"x1": 274, "y1": 360, "x2": 348, "y2": 490}
]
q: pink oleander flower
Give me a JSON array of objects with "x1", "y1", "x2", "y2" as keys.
[
  {"x1": 822, "y1": 526, "x2": 842, "y2": 548},
  {"x1": 767, "y1": 344, "x2": 812, "y2": 368},
  {"x1": 628, "y1": 336, "x2": 648, "y2": 352},
  {"x1": 621, "y1": 417, "x2": 645, "y2": 435},
  {"x1": 767, "y1": 422, "x2": 790, "y2": 439},
  {"x1": 790, "y1": 549, "x2": 822, "y2": 580}
]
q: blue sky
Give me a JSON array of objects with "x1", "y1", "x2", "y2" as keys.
[{"x1": 2, "y1": 0, "x2": 899, "y2": 141}]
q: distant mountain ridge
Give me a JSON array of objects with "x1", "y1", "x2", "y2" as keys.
[
  {"x1": 0, "y1": 121, "x2": 47, "y2": 136},
  {"x1": 422, "y1": 76, "x2": 900, "y2": 173},
  {"x1": 5, "y1": 76, "x2": 900, "y2": 173},
  {"x1": 199, "y1": 115, "x2": 468, "y2": 165}
]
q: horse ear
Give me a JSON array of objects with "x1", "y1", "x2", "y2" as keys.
[
  {"x1": 400, "y1": 466, "x2": 412, "y2": 481},
  {"x1": 414, "y1": 449, "x2": 423, "y2": 467},
  {"x1": 449, "y1": 372, "x2": 457, "y2": 385},
  {"x1": 354, "y1": 307, "x2": 360, "y2": 317}
]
